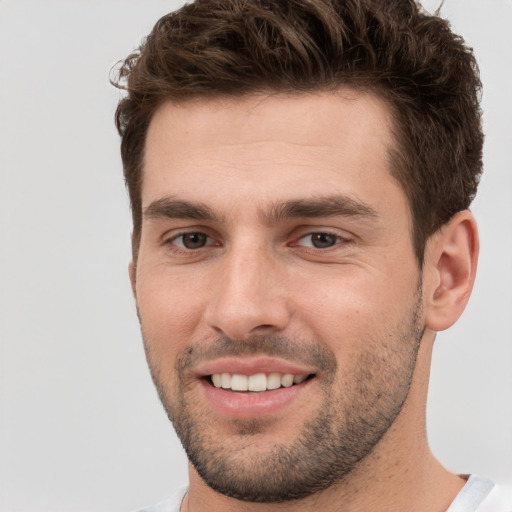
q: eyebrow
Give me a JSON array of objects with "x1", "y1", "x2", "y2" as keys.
[
  {"x1": 144, "y1": 197, "x2": 221, "y2": 222},
  {"x1": 143, "y1": 194, "x2": 379, "y2": 224},
  {"x1": 264, "y1": 195, "x2": 379, "y2": 224}
]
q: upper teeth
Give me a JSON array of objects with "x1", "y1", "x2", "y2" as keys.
[{"x1": 211, "y1": 373, "x2": 307, "y2": 392}]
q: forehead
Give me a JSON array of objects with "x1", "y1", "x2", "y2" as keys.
[{"x1": 143, "y1": 91, "x2": 403, "y2": 218}]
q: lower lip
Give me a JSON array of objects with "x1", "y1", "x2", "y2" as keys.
[{"x1": 199, "y1": 379, "x2": 312, "y2": 419}]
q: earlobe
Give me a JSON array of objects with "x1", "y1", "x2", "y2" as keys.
[{"x1": 423, "y1": 210, "x2": 479, "y2": 332}]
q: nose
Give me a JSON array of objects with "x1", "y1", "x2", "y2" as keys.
[{"x1": 203, "y1": 242, "x2": 293, "y2": 340}]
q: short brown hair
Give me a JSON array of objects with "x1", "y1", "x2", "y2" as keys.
[{"x1": 114, "y1": 0, "x2": 483, "y2": 264}]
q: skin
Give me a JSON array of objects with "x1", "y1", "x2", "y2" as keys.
[{"x1": 130, "y1": 91, "x2": 479, "y2": 511}]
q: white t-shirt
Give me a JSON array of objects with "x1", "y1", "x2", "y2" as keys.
[{"x1": 136, "y1": 475, "x2": 510, "y2": 512}]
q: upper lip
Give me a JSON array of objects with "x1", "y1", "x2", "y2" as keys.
[{"x1": 193, "y1": 356, "x2": 318, "y2": 378}]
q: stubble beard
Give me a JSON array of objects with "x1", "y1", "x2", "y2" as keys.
[{"x1": 141, "y1": 290, "x2": 424, "y2": 503}]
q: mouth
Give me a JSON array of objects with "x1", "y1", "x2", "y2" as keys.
[
  {"x1": 207, "y1": 372, "x2": 316, "y2": 392},
  {"x1": 194, "y1": 357, "x2": 319, "y2": 418}
]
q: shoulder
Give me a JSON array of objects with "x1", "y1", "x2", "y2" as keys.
[
  {"x1": 133, "y1": 487, "x2": 188, "y2": 512},
  {"x1": 478, "y1": 480, "x2": 512, "y2": 512},
  {"x1": 448, "y1": 475, "x2": 512, "y2": 512}
]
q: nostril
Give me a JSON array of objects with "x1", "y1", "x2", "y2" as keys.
[{"x1": 203, "y1": 294, "x2": 293, "y2": 341}]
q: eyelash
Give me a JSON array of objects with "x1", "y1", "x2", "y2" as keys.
[
  {"x1": 293, "y1": 232, "x2": 349, "y2": 250},
  {"x1": 163, "y1": 229, "x2": 350, "y2": 254},
  {"x1": 166, "y1": 231, "x2": 217, "y2": 251}
]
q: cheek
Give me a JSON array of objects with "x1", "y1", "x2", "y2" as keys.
[
  {"x1": 136, "y1": 268, "x2": 206, "y2": 350},
  {"x1": 295, "y1": 267, "x2": 419, "y2": 349}
]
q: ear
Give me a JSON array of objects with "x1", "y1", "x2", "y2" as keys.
[
  {"x1": 128, "y1": 261, "x2": 136, "y2": 297},
  {"x1": 129, "y1": 231, "x2": 139, "y2": 297},
  {"x1": 423, "y1": 210, "x2": 479, "y2": 332}
]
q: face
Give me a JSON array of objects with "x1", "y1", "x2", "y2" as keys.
[{"x1": 134, "y1": 91, "x2": 425, "y2": 502}]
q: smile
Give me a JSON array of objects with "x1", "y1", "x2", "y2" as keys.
[
  {"x1": 210, "y1": 372, "x2": 310, "y2": 392},
  {"x1": 193, "y1": 356, "x2": 319, "y2": 418}
]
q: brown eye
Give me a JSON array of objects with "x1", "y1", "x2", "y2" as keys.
[
  {"x1": 176, "y1": 232, "x2": 209, "y2": 249},
  {"x1": 309, "y1": 233, "x2": 339, "y2": 248}
]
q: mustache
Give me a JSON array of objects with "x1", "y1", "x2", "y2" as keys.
[{"x1": 176, "y1": 335, "x2": 337, "y2": 374}]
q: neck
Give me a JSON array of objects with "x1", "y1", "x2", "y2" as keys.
[{"x1": 183, "y1": 332, "x2": 465, "y2": 512}]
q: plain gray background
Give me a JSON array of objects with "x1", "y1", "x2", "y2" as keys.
[{"x1": 1, "y1": 1, "x2": 511, "y2": 510}]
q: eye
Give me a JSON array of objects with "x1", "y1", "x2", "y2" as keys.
[
  {"x1": 297, "y1": 232, "x2": 344, "y2": 249},
  {"x1": 171, "y1": 232, "x2": 213, "y2": 250}
]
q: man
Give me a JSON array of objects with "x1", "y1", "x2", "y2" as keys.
[{"x1": 113, "y1": 0, "x2": 504, "y2": 510}]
